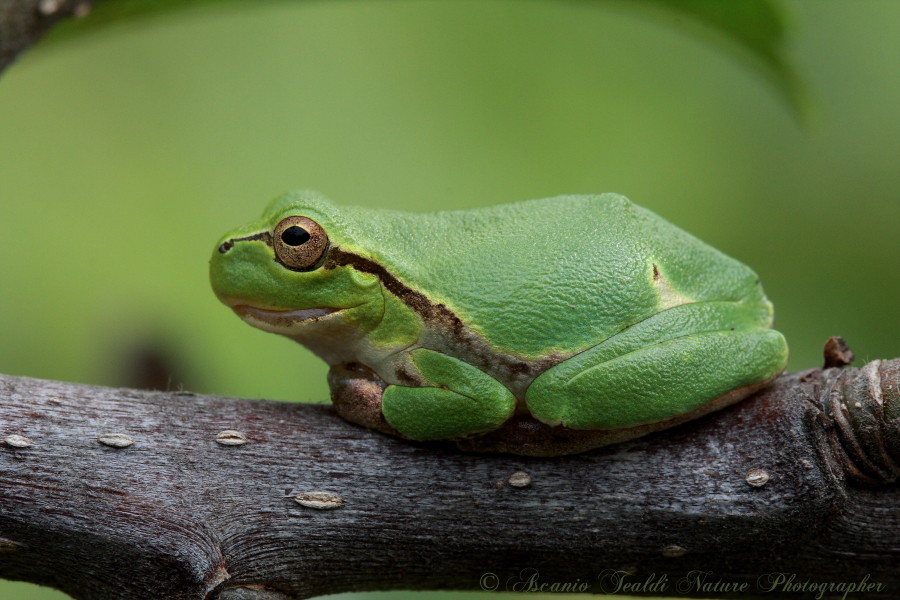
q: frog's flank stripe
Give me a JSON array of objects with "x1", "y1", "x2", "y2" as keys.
[
  {"x1": 326, "y1": 248, "x2": 464, "y2": 329},
  {"x1": 326, "y1": 247, "x2": 536, "y2": 379}
]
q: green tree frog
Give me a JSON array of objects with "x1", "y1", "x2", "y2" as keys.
[{"x1": 210, "y1": 191, "x2": 788, "y2": 455}]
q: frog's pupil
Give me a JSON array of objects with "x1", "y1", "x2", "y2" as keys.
[{"x1": 282, "y1": 226, "x2": 311, "y2": 246}]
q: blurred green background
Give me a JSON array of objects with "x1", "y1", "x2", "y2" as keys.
[{"x1": 0, "y1": 1, "x2": 897, "y2": 598}]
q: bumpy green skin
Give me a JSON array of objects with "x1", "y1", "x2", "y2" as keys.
[{"x1": 210, "y1": 191, "x2": 788, "y2": 450}]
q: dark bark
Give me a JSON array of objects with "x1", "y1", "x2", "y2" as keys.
[
  {"x1": 1, "y1": 355, "x2": 898, "y2": 600},
  {"x1": 0, "y1": 0, "x2": 96, "y2": 72}
]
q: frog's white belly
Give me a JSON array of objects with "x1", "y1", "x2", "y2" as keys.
[{"x1": 240, "y1": 295, "x2": 566, "y2": 403}]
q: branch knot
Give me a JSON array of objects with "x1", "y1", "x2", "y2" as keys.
[{"x1": 821, "y1": 359, "x2": 900, "y2": 485}]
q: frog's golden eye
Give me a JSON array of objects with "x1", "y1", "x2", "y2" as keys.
[{"x1": 273, "y1": 216, "x2": 328, "y2": 270}]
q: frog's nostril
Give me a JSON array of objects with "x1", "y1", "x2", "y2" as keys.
[{"x1": 218, "y1": 240, "x2": 234, "y2": 254}]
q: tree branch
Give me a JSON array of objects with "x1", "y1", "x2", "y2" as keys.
[
  {"x1": 0, "y1": 0, "x2": 96, "y2": 72},
  {"x1": 1, "y1": 353, "x2": 898, "y2": 599}
]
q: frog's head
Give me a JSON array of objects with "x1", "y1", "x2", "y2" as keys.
[{"x1": 210, "y1": 191, "x2": 385, "y2": 341}]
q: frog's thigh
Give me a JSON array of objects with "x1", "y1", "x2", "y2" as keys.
[
  {"x1": 382, "y1": 348, "x2": 517, "y2": 440},
  {"x1": 526, "y1": 327, "x2": 787, "y2": 430}
]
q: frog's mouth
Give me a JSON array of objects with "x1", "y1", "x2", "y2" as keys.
[{"x1": 232, "y1": 305, "x2": 340, "y2": 328}]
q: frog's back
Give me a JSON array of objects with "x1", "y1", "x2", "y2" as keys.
[{"x1": 302, "y1": 193, "x2": 768, "y2": 359}]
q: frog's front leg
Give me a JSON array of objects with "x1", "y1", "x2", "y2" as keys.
[
  {"x1": 525, "y1": 301, "x2": 789, "y2": 430},
  {"x1": 380, "y1": 348, "x2": 517, "y2": 440}
]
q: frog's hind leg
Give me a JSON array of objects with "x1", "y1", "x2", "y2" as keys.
[{"x1": 525, "y1": 301, "x2": 788, "y2": 431}]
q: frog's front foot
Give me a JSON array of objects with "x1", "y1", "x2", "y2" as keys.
[{"x1": 329, "y1": 351, "x2": 518, "y2": 442}]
